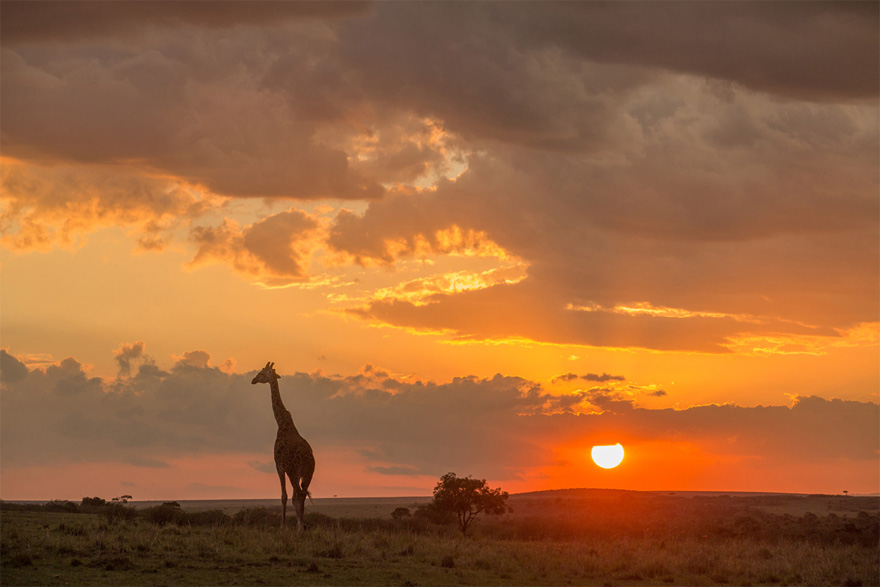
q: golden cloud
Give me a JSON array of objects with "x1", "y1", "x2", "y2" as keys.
[
  {"x1": 368, "y1": 265, "x2": 529, "y2": 307},
  {"x1": 0, "y1": 158, "x2": 221, "y2": 252}
]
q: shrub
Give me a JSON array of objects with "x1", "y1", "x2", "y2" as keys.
[
  {"x1": 104, "y1": 502, "x2": 137, "y2": 523},
  {"x1": 414, "y1": 501, "x2": 456, "y2": 525},
  {"x1": 44, "y1": 500, "x2": 80, "y2": 513},
  {"x1": 141, "y1": 503, "x2": 185, "y2": 526},
  {"x1": 80, "y1": 496, "x2": 107, "y2": 510}
]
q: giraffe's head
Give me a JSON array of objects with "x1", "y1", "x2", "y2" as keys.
[{"x1": 251, "y1": 361, "x2": 281, "y2": 385}]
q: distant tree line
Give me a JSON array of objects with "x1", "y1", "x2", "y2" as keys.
[
  {"x1": 2, "y1": 483, "x2": 877, "y2": 548},
  {"x1": 0, "y1": 497, "x2": 226, "y2": 526}
]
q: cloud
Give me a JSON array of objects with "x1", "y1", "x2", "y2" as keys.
[
  {"x1": 173, "y1": 350, "x2": 212, "y2": 370},
  {"x1": 247, "y1": 460, "x2": 278, "y2": 475},
  {"x1": 334, "y1": 135, "x2": 877, "y2": 350},
  {"x1": 346, "y1": 276, "x2": 854, "y2": 353},
  {"x1": 0, "y1": 350, "x2": 28, "y2": 384},
  {"x1": 551, "y1": 373, "x2": 579, "y2": 385},
  {"x1": 1, "y1": 350, "x2": 877, "y2": 489},
  {"x1": 189, "y1": 208, "x2": 322, "y2": 285},
  {"x1": 325, "y1": 2, "x2": 877, "y2": 176},
  {"x1": 583, "y1": 373, "x2": 625, "y2": 383},
  {"x1": 0, "y1": 1, "x2": 368, "y2": 44},
  {"x1": 1, "y1": 28, "x2": 385, "y2": 201},
  {"x1": 367, "y1": 465, "x2": 421, "y2": 476},
  {"x1": 552, "y1": 372, "x2": 626, "y2": 384},
  {"x1": 1, "y1": 2, "x2": 876, "y2": 352},
  {"x1": 524, "y1": 2, "x2": 880, "y2": 101},
  {"x1": 580, "y1": 389, "x2": 637, "y2": 413},
  {"x1": 113, "y1": 341, "x2": 149, "y2": 378},
  {"x1": 0, "y1": 161, "x2": 219, "y2": 251}
]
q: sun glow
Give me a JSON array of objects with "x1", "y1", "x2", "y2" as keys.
[{"x1": 591, "y1": 444, "x2": 625, "y2": 469}]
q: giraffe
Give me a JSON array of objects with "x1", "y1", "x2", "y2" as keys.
[{"x1": 251, "y1": 361, "x2": 315, "y2": 531}]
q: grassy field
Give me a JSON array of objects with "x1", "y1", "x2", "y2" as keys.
[
  {"x1": 2, "y1": 492, "x2": 877, "y2": 586},
  {"x1": 130, "y1": 496, "x2": 434, "y2": 519}
]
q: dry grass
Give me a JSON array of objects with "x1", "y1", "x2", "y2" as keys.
[{"x1": 2, "y1": 505, "x2": 877, "y2": 586}]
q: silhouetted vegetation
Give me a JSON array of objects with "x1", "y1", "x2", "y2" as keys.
[
  {"x1": 391, "y1": 506, "x2": 411, "y2": 520},
  {"x1": 491, "y1": 491, "x2": 880, "y2": 547},
  {"x1": 1, "y1": 492, "x2": 877, "y2": 547},
  {"x1": 429, "y1": 472, "x2": 511, "y2": 535},
  {"x1": 0, "y1": 498, "x2": 227, "y2": 527}
]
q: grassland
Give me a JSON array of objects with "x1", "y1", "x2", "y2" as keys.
[{"x1": 2, "y1": 491, "x2": 877, "y2": 586}]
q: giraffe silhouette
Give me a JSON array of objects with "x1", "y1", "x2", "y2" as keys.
[{"x1": 251, "y1": 361, "x2": 315, "y2": 531}]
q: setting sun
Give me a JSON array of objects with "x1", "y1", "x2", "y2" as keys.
[{"x1": 591, "y1": 444, "x2": 625, "y2": 469}]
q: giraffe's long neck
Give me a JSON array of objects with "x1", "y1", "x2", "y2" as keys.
[{"x1": 270, "y1": 378, "x2": 297, "y2": 431}]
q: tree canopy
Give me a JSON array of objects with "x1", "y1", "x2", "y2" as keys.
[{"x1": 431, "y1": 472, "x2": 510, "y2": 535}]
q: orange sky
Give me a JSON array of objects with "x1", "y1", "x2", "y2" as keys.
[{"x1": 1, "y1": 1, "x2": 878, "y2": 501}]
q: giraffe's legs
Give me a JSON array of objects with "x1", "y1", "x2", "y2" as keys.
[
  {"x1": 278, "y1": 469, "x2": 288, "y2": 529},
  {"x1": 292, "y1": 483, "x2": 306, "y2": 532}
]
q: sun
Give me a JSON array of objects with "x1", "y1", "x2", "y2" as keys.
[{"x1": 591, "y1": 444, "x2": 624, "y2": 469}]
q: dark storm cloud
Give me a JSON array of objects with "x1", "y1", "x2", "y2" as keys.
[
  {"x1": 3, "y1": 1, "x2": 875, "y2": 199},
  {"x1": 1, "y1": 350, "x2": 876, "y2": 481},
  {"x1": 0, "y1": 1, "x2": 368, "y2": 44},
  {"x1": 1, "y1": 2, "x2": 877, "y2": 349},
  {"x1": 514, "y1": 2, "x2": 879, "y2": 101},
  {"x1": 0, "y1": 23, "x2": 385, "y2": 201},
  {"x1": 4, "y1": 2, "x2": 875, "y2": 102},
  {"x1": 327, "y1": 2, "x2": 877, "y2": 161}
]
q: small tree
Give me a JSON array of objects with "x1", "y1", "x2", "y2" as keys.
[
  {"x1": 81, "y1": 496, "x2": 106, "y2": 509},
  {"x1": 106, "y1": 496, "x2": 136, "y2": 523},
  {"x1": 431, "y1": 472, "x2": 510, "y2": 536}
]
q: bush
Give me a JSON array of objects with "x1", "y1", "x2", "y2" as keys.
[
  {"x1": 104, "y1": 502, "x2": 137, "y2": 523},
  {"x1": 414, "y1": 501, "x2": 456, "y2": 525},
  {"x1": 80, "y1": 497, "x2": 107, "y2": 510},
  {"x1": 44, "y1": 500, "x2": 80, "y2": 513},
  {"x1": 142, "y1": 503, "x2": 185, "y2": 526}
]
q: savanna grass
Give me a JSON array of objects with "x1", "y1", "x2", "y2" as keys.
[{"x1": 2, "y1": 509, "x2": 877, "y2": 586}]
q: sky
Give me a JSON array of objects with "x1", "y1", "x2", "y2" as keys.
[{"x1": 1, "y1": 1, "x2": 878, "y2": 501}]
